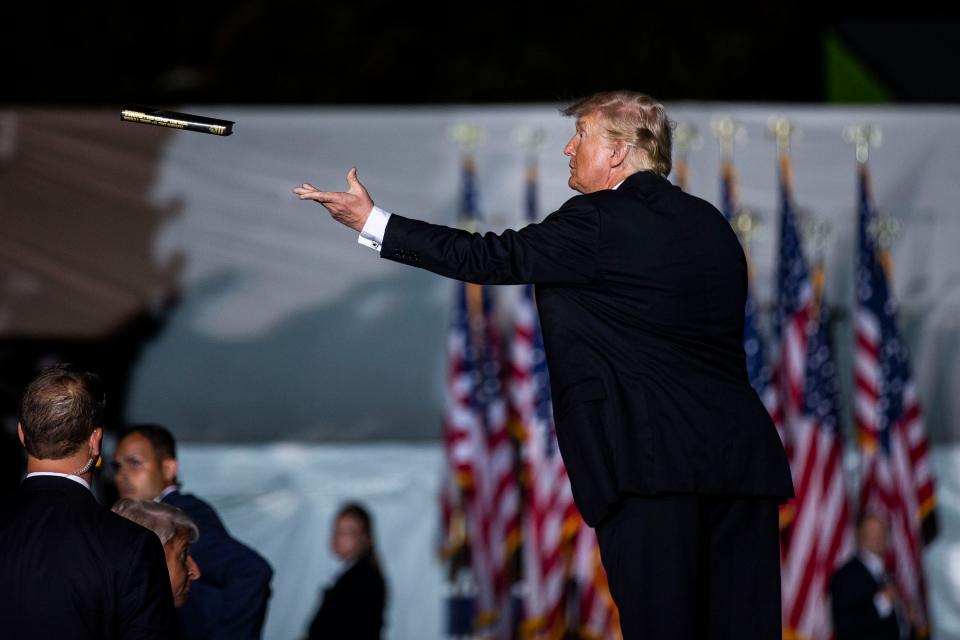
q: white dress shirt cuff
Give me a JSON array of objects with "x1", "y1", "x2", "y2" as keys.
[
  {"x1": 358, "y1": 205, "x2": 392, "y2": 252},
  {"x1": 874, "y1": 592, "x2": 894, "y2": 618}
]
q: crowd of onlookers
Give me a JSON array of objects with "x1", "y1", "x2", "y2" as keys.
[{"x1": 0, "y1": 364, "x2": 387, "y2": 639}]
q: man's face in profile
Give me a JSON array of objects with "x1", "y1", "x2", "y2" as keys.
[
  {"x1": 563, "y1": 111, "x2": 615, "y2": 194},
  {"x1": 165, "y1": 532, "x2": 201, "y2": 608},
  {"x1": 112, "y1": 433, "x2": 170, "y2": 500}
]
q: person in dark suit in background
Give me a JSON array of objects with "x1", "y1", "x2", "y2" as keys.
[
  {"x1": 831, "y1": 513, "x2": 915, "y2": 640},
  {"x1": 294, "y1": 90, "x2": 794, "y2": 639},
  {"x1": 0, "y1": 364, "x2": 176, "y2": 639},
  {"x1": 112, "y1": 498, "x2": 203, "y2": 608},
  {"x1": 306, "y1": 502, "x2": 387, "y2": 640},
  {"x1": 112, "y1": 424, "x2": 274, "y2": 640}
]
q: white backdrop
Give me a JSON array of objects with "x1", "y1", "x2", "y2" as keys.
[{"x1": 175, "y1": 443, "x2": 444, "y2": 640}]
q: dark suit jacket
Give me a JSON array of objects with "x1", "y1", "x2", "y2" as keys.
[
  {"x1": 382, "y1": 170, "x2": 794, "y2": 526},
  {"x1": 306, "y1": 552, "x2": 386, "y2": 640},
  {"x1": 830, "y1": 556, "x2": 903, "y2": 640},
  {"x1": 162, "y1": 490, "x2": 273, "y2": 640},
  {"x1": 0, "y1": 475, "x2": 177, "y2": 639}
]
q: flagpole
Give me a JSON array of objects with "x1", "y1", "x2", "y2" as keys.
[
  {"x1": 672, "y1": 122, "x2": 699, "y2": 192},
  {"x1": 712, "y1": 116, "x2": 759, "y2": 256}
]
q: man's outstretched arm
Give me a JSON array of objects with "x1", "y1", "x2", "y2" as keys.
[{"x1": 294, "y1": 168, "x2": 601, "y2": 285}]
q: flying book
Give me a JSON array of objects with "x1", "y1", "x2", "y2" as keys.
[{"x1": 120, "y1": 105, "x2": 234, "y2": 136}]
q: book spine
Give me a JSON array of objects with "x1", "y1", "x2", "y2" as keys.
[{"x1": 120, "y1": 109, "x2": 230, "y2": 136}]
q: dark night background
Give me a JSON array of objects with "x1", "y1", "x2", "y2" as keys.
[{"x1": 3, "y1": 7, "x2": 959, "y2": 105}]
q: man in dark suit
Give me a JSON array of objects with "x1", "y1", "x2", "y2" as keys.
[
  {"x1": 112, "y1": 424, "x2": 274, "y2": 640},
  {"x1": 0, "y1": 364, "x2": 177, "y2": 639},
  {"x1": 294, "y1": 91, "x2": 795, "y2": 639},
  {"x1": 831, "y1": 514, "x2": 914, "y2": 640}
]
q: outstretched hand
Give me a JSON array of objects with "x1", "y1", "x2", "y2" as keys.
[{"x1": 293, "y1": 167, "x2": 374, "y2": 232}]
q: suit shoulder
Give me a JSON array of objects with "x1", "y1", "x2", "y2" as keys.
[
  {"x1": 100, "y1": 507, "x2": 158, "y2": 545},
  {"x1": 166, "y1": 491, "x2": 218, "y2": 518},
  {"x1": 830, "y1": 556, "x2": 867, "y2": 585},
  {"x1": 555, "y1": 193, "x2": 601, "y2": 214}
]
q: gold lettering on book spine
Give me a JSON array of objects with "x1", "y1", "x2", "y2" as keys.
[
  {"x1": 209, "y1": 125, "x2": 226, "y2": 135},
  {"x1": 121, "y1": 111, "x2": 187, "y2": 129}
]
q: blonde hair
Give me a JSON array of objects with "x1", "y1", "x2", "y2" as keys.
[{"x1": 561, "y1": 90, "x2": 673, "y2": 177}]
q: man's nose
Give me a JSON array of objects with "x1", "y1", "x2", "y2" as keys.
[{"x1": 188, "y1": 556, "x2": 201, "y2": 580}]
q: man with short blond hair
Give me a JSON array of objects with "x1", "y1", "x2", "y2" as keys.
[{"x1": 294, "y1": 90, "x2": 793, "y2": 639}]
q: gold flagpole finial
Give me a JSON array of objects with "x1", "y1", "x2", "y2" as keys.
[
  {"x1": 513, "y1": 126, "x2": 546, "y2": 153},
  {"x1": 710, "y1": 117, "x2": 745, "y2": 159},
  {"x1": 843, "y1": 124, "x2": 882, "y2": 165},
  {"x1": 674, "y1": 122, "x2": 701, "y2": 155},
  {"x1": 807, "y1": 217, "x2": 833, "y2": 258},
  {"x1": 868, "y1": 216, "x2": 900, "y2": 250},
  {"x1": 767, "y1": 116, "x2": 799, "y2": 156},
  {"x1": 672, "y1": 123, "x2": 700, "y2": 191},
  {"x1": 806, "y1": 216, "x2": 833, "y2": 277},
  {"x1": 731, "y1": 207, "x2": 758, "y2": 248},
  {"x1": 450, "y1": 123, "x2": 486, "y2": 151}
]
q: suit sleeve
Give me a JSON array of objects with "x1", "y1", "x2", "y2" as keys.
[
  {"x1": 192, "y1": 510, "x2": 274, "y2": 640},
  {"x1": 379, "y1": 194, "x2": 601, "y2": 285},
  {"x1": 117, "y1": 530, "x2": 178, "y2": 639}
]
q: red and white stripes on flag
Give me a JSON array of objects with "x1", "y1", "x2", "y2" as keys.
[
  {"x1": 773, "y1": 154, "x2": 853, "y2": 640},
  {"x1": 441, "y1": 155, "x2": 521, "y2": 637},
  {"x1": 854, "y1": 162, "x2": 937, "y2": 636},
  {"x1": 510, "y1": 282, "x2": 578, "y2": 639},
  {"x1": 572, "y1": 525, "x2": 620, "y2": 640}
]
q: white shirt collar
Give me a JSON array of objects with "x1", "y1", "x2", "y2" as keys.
[
  {"x1": 155, "y1": 485, "x2": 178, "y2": 502},
  {"x1": 25, "y1": 471, "x2": 91, "y2": 491},
  {"x1": 613, "y1": 179, "x2": 626, "y2": 190}
]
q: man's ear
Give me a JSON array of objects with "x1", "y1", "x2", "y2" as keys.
[
  {"x1": 89, "y1": 427, "x2": 103, "y2": 457},
  {"x1": 17, "y1": 422, "x2": 25, "y2": 446},
  {"x1": 609, "y1": 141, "x2": 630, "y2": 168},
  {"x1": 161, "y1": 458, "x2": 178, "y2": 486}
]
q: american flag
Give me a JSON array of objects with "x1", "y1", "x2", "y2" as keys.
[
  {"x1": 719, "y1": 157, "x2": 787, "y2": 525},
  {"x1": 441, "y1": 154, "x2": 521, "y2": 638},
  {"x1": 854, "y1": 162, "x2": 937, "y2": 636},
  {"x1": 773, "y1": 154, "x2": 853, "y2": 640},
  {"x1": 570, "y1": 524, "x2": 619, "y2": 640},
  {"x1": 719, "y1": 157, "x2": 774, "y2": 400},
  {"x1": 510, "y1": 158, "x2": 619, "y2": 640}
]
